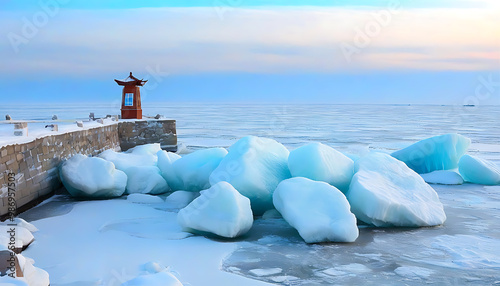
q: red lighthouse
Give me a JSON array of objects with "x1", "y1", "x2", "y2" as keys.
[{"x1": 115, "y1": 72, "x2": 148, "y2": 119}]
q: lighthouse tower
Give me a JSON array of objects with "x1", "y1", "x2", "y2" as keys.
[{"x1": 114, "y1": 72, "x2": 148, "y2": 119}]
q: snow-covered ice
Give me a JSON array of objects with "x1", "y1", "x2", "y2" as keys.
[
  {"x1": 210, "y1": 136, "x2": 291, "y2": 215},
  {"x1": 420, "y1": 170, "x2": 464, "y2": 185},
  {"x1": 122, "y1": 271, "x2": 183, "y2": 286},
  {"x1": 4, "y1": 104, "x2": 500, "y2": 286},
  {"x1": 392, "y1": 133, "x2": 471, "y2": 174},
  {"x1": 19, "y1": 197, "x2": 271, "y2": 286},
  {"x1": 12, "y1": 173, "x2": 500, "y2": 286},
  {"x1": 59, "y1": 154, "x2": 127, "y2": 198},
  {"x1": 172, "y1": 148, "x2": 228, "y2": 192},
  {"x1": 177, "y1": 181, "x2": 253, "y2": 238},
  {"x1": 347, "y1": 152, "x2": 446, "y2": 227},
  {"x1": 458, "y1": 154, "x2": 500, "y2": 185},
  {"x1": 0, "y1": 276, "x2": 29, "y2": 286},
  {"x1": 287, "y1": 142, "x2": 354, "y2": 192},
  {"x1": 273, "y1": 177, "x2": 358, "y2": 243},
  {"x1": 125, "y1": 166, "x2": 169, "y2": 195}
]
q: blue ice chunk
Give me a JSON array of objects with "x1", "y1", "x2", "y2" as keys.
[
  {"x1": 459, "y1": 155, "x2": 500, "y2": 185},
  {"x1": 209, "y1": 136, "x2": 291, "y2": 215},
  {"x1": 288, "y1": 142, "x2": 354, "y2": 192},
  {"x1": 391, "y1": 134, "x2": 470, "y2": 174}
]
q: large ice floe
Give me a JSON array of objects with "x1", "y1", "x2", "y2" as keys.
[
  {"x1": 171, "y1": 148, "x2": 228, "y2": 192},
  {"x1": 392, "y1": 133, "x2": 471, "y2": 174},
  {"x1": 458, "y1": 155, "x2": 500, "y2": 185},
  {"x1": 59, "y1": 154, "x2": 127, "y2": 198},
  {"x1": 287, "y1": 142, "x2": 354, "y2": 192},
  {"x1": 273, "y1": 177, "x2": 358, "y2": 243},
  {"x1": 210, "y1": 136, "x2": 291, "y2": 215},
  {"x1": 347, "y1": 152, "x2": 446, "y2": 227},
  {"x1": 177, "y1": 181, "x2": 253, "y2": 238}
]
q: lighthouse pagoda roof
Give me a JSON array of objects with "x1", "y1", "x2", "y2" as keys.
[{"x1": 114, "y1": 72, "x2": 148, "y2": 86}]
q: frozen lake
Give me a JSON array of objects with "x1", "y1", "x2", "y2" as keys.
[{"x1": 4, "y1": 103, "x2": 500, "y2": 285}]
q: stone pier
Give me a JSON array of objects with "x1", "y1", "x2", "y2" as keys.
[
  {"x1": 0, "y1": 119, "x2": 177, "y2": 217},
  {"x1": 118, "y1": 119, "x2": 177, "y2": 152}
]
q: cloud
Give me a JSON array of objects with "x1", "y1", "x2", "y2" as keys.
[{"x1": 0, "y1": 5, "x2": 498, "y2": 78}]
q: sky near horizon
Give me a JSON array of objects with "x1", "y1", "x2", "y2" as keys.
[{"x1": 0, "y1": 0, "x2": 499, "y2": 105}]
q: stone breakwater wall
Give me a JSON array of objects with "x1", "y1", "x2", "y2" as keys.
[
  {"x1": 119, "y1": 120, "x2": 177, "y2": 151},
  {"x1": 0, "y1": 120, "x2": 177, "y2": 217}
]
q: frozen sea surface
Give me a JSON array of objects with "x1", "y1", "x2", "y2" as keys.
[
  {"x1": 4, "y1": 103, "x2": 500, "y2": 285},
  {"x1": 222, "y1": 184, "x2": 500, "y2": 285},
  {"x1": 2, "y1": 103, "x2": 500, "y2": 152},
  {"x1": 18, "y1": 183, "x2": 500, "y2": 285}
]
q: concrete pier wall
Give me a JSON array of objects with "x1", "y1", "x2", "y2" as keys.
[
  {"x1": 0, "y1": 119, "x2": 177, "y2": 217},
  {"x1": 118, "y1": 120, "x2": 177, "y2": 152}
]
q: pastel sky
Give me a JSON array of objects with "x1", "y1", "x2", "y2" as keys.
[{"x1": 0, "y1": 0, "x2": 499, "y2": 104}]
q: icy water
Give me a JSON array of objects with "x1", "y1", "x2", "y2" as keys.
[
  {"x1": 6, "y1": 103, "x2": 500, "y2": 285},
  {"x1": 222, "y1": 184, "x2": 500, "y2": 285},
  {"x1": 2, "y1": 103, "x2": 500, "y2": 151}
]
